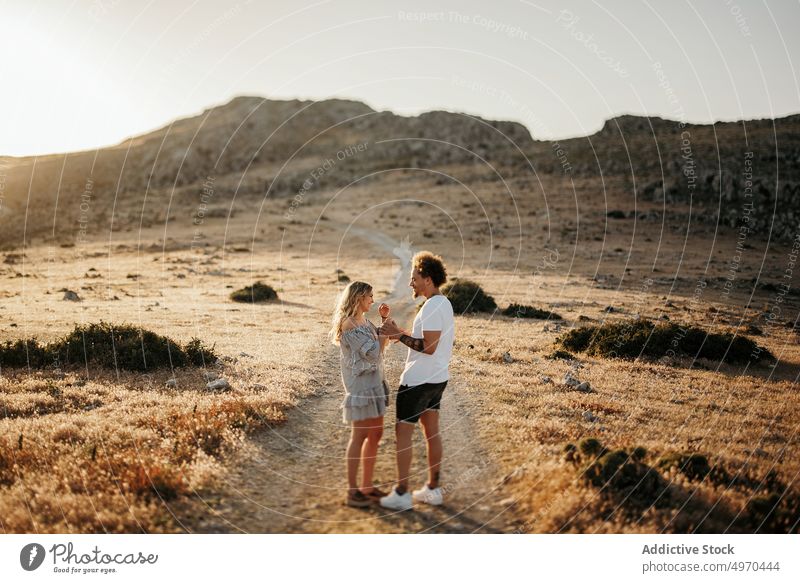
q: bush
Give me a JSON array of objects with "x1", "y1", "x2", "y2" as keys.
[
  {"x1": 184, "y1": 337, "x2": 217, "y2": 367},
  {"x1": 743, "y1": 492, "x2": 800, "y2": 533},
  {"x1": 502, "y1": 303, "x2": 562, "y2": 320},
  {"x1": 556, "y1": 319, "x2": 773, "y2": 364},
  {"x1": 657, "y1": 452, "x2": 712, "y2": 481},
  {"x1": 0, "y1": 338, "x2": 49, "y2": 368},
  {"x1": 566, "y1": 439, "x2": 800, "y2": 532},
  {"x1": 0, "y1": 322, "x2": 218, "y2": 371},
  {"x1": 230, "y1": 281, "x2": 278, "y2": 303},
  {"x1": 578, "y1": 437, "x2": 606, "y2": 457},
  {"x1": 441, "y1": 279, "x2": 496, "y2": 314},
  {"x1": 568, "y1": 439, "x2": 668, "y2": 510}
]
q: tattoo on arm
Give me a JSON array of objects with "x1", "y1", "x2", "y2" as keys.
[{"x1": 399, "y1": 334, "x2": 425, "y2": 353}]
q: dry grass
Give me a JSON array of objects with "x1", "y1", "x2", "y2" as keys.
[
  {"x1": 0, "y1": 234, "x2": 357, "y2": 532},
  {"x1": 2, "y1": 163, "x2": 799, "y2": 533},
  {"x1": 448, "y1": 295, "x2": 800, "y2": 533},
  {"x1": 0, "y1": 362, "x2": 305, "y2": 532}
]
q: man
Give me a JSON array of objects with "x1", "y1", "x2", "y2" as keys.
[{"x1": 378, "y1": 251, "x2": 455, "y2": 511}]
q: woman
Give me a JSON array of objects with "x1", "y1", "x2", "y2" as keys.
[{"x1": 329, "y1": 280, "x2": 391, "y2": 507}]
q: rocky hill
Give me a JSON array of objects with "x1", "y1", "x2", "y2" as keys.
[
  {"x1": 542, "y1": 113, "x2": 800, "y2": 241},
  {"x1": 0, "y1": 96, "x2": 534, "y2": 247},
  {"x1": 1, "y1": 95, "x2": 798, "y2": 247}
]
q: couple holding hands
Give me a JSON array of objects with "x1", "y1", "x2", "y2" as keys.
[{"x1": 329, "y1": 251, "x2": 455, "y2": 510}]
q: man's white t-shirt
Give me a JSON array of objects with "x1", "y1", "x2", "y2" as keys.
[{"x1": 399, "y1": 294, "x2": 455, "y2": 386}]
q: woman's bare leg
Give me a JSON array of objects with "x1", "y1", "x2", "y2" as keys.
[
  {"x1": 346, "y1": 421, "x2": 370, "y2": 494},
  {"x1": 359, "y1": 416, "x2": 384, "y2": 492}
]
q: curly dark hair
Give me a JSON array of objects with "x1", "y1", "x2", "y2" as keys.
[{"x1": 413, "y1": 251, "x2": 447, "y2": 287}]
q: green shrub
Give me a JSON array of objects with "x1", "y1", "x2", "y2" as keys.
[
  {"x1": 578, "y1": 437, "x2": 606, "y2": 457},
  {"x1": 658, "y1": 452, "x2": 711, "y2": 481},
  {"x1": 502, "y1": 303, "x2": 562, "y2": 320},
  {"x1": 0, "y1": 323, "x2": 217, "y2": 371},
  {"x1": 566, "y1": 439, "x2": 799, "y2": 532},
  {"x1": 441, "y1": 279, "x2": 496, "y2": 314},
  {"x1": 230, "y1": 281, "x2": 278, "y2": 303},
  {"x1": 742, "y1": 492, "x2": 800, "y2": 533},
  {"x1": 184, "y1": 337, "x2": 217, "y2": 367},
  {"x1": 0, "y1": 338, "x2": 49, "y2": 368},
  {"x1": 576, "y1": 442, "x2": 668, "y2": 509},
  {"x1": 556, "y1": 319, "x2": 773, "y2": 364}
]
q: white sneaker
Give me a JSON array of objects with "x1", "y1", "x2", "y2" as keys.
[
  {"x1": 412, "y1": 484, "x2": 443, "y2": 506},
  {"x1": 379, "y1": 486, "x2": 413, "y2": 511}
]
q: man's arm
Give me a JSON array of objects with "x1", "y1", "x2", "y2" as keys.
[{"x1": 398, "y1": 330, "x2": 442, "y2": 355}]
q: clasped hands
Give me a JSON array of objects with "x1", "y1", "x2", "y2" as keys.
[{"x1": 378, "y1": 317, "x2": 403, "y2": 339}]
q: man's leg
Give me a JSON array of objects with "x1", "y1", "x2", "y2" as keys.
[
  {"x1": 395, "y1": 421, "x2": 415, "y2": 494},
  {"x1": 419, "y1": 409, "x2": 442, "y2": 489}
]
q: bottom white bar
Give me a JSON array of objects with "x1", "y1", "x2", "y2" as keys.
[{"x1": 1, "y1": 534, "x2": 796, "y2": 582}]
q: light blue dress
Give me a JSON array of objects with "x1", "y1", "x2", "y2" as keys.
[{"x1": 339, "y1": 320, "x2": 388, "y2": 423}]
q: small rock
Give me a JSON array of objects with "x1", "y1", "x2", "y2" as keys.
[
  {"x1": 540, "y1": 375, "x2": 552, "y2": 384},
  {"x1": 563, "y1": 372, "x2": 580, "y2": 387},
  {"x1": 206, "y1": 378, "x2": 231, "y2": 391},
  {"x1": 502, "y1": 351, "x2": 514, "y2": 364},
  {"x1": 165, "y1": 378, "x2": 177, "y2": 388},
  {"x1": 63, "y1": 290, "x2": 81, "y2": 301},
  {"x1": 583, "y1": 410, "x2": 598, "y2": 423},
  {"x1": 576, "y1": 381, "x2": 592, "y2": 393},
  {"x1": 603, "y1": 306, "x2": 615, "y2": 313},
  {"x1": 543, "y1": 324, "x2": 550, "y2": 332}
]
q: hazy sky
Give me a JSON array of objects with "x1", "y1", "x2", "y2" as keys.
[{"x1": 2, "y1": 0, "x2": 799, "y2": 156}]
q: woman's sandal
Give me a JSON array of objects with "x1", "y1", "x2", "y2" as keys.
[
  {"x1": 346, "y1": 490, "x2": 372, "y2": 508},
  {"x1": 361, "y1": 487, "x2": 389, "y2": 501}
]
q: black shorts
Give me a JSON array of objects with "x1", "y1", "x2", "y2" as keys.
[{"x1": 396, "y1": 381, "x2": 448, "y2": 423}]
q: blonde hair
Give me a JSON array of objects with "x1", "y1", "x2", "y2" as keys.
[{"x1": 329, "y1": 281, "x2": 372, "y2": 345}]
